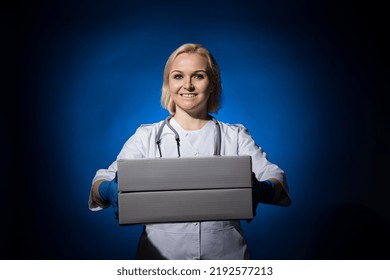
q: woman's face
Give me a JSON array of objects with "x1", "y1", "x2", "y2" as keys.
[{"x1": 168, "y1": 53, "x2": 210, "y2": 116}]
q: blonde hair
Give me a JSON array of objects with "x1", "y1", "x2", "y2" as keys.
[{"x1": 161, "y1": 43, "x2": 222, "y2": 115}]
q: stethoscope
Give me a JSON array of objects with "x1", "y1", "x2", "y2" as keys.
[{"x1": 156, "y1": 115, "x2": 222, "y2": 157}]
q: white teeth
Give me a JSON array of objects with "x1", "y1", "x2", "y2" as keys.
[{"x1": 181, "y1": 94, "x2": 196, "y2": 97}]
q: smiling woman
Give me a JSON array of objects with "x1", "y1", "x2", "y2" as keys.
[
  {"x1": 161, "y1": 43, "x2": 222, "y2": 120},
  {"x1": 4, "y1": 0, "x2": 387, "y2": 262},
  {"x1": 168, "y1": 53, "x2": 211, "y2": 125},
  {"x1": 89, "y1": 42, "x2": 291, "y2": 260}
]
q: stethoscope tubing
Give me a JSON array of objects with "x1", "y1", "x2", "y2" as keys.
[{"x1": 156, "y1": 115, "x2": 221, "y2": 157}]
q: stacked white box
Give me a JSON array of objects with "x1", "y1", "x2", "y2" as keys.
[{"x1": 117, "y1": 156, "x2": 253, "y2": 225}]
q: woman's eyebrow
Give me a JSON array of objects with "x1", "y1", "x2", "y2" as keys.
[{"x1": 170, "y1": 70, "x2": 207, "y2": 74}]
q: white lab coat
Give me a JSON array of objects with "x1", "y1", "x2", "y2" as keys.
[{"x1": 89, "y1": 118, "x2": 289, "y2": 259}]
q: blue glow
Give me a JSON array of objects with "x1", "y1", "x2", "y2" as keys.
[
  {"x1": 9, "y1": 0, "x2": 387, "y2": 260},
  {"x1": 44, "y1": 28, "x2": 330, "y2": 258}
]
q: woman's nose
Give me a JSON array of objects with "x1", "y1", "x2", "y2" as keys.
[{"x1": 184, "y1": 78, "x2": 195, "y2": 91}]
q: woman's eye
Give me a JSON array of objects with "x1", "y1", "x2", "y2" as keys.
[
  {"x1": 193, "y1": 74, "x2": 205, "y2": 79},
  {"x1": 173, "y1": 74, "x2": 183, "y2": 79}
]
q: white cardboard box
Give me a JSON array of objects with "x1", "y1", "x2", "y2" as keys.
[{"x1": 117, "y1": 156, "x2": 253, "y2": 225}]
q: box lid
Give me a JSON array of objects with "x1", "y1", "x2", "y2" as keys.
[{"x1": 117, "y1": 155, "x2": 252, "y2": 192}]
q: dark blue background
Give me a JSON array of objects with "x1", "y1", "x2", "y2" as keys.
[{"x1": 4, "y1": 0, "x2": 388, "y2": 259}]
